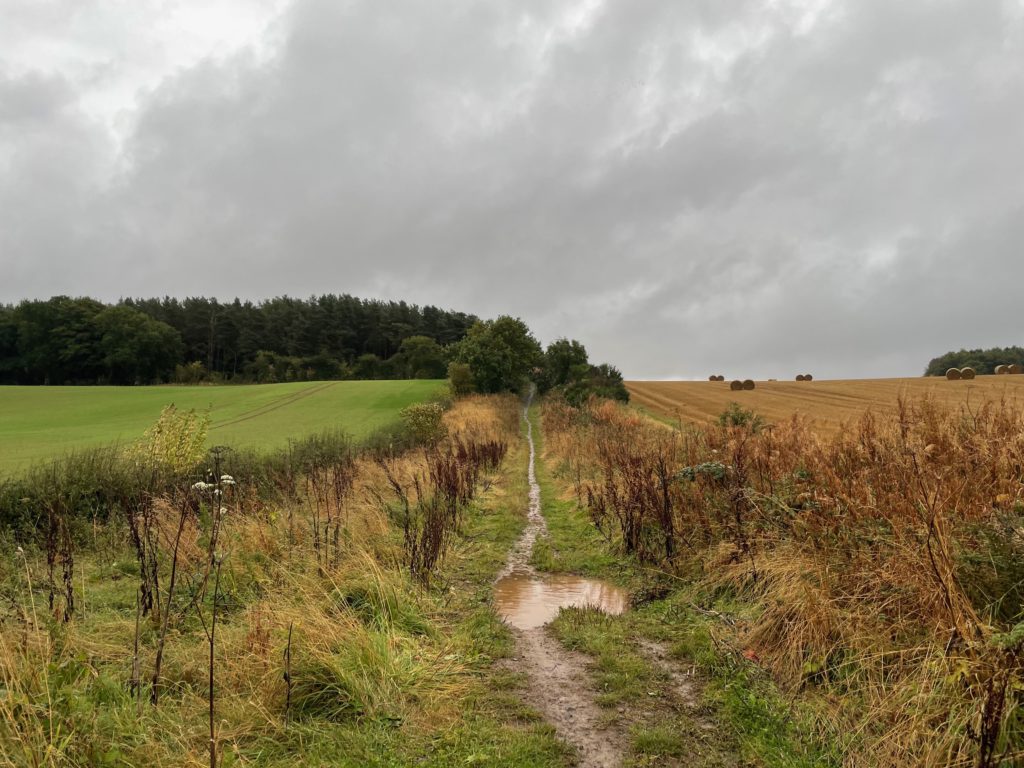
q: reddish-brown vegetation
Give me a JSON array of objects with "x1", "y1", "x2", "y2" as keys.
[{"x1": 543, "y1": 394, "x2": 1024, "y2": 765}]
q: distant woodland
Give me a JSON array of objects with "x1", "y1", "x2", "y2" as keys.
[
  {"x1": 0, "y1": 295, "x2": 476, "y2": 385},
  {"x1": 0, "y1": 295, "x2": 629, "y2": 402},
  {"x1": 925, "y1": 346, "x2": 1024, "y2": 376}
]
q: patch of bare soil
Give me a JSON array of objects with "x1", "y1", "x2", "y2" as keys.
[
  {"x1": 510, "y1": 627, "x2": 628, "y2": 767},
  {"x1": 635, "y1": 637, "x2": 727, "y2": 739},
  {"x1": 635, "y1": 638, "x2": 702, "y2": 711}
]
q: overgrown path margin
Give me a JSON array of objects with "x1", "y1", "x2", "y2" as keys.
[{"x1": 496, "y1": 393, "x2": 627, "y2": 768}]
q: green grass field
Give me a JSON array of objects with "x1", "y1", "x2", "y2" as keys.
[{"x1": 0, "y1": 380, "x2": 443, "y2": 474}]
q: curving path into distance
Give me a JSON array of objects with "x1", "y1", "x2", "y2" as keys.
[{"x1": 493, "y1": 391, "x2": 628, "y2": 768}]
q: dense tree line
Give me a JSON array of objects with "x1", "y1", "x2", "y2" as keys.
[
  {"x1": 0, "y1": 295, "x2": 476, "y2": 385},
  {"x1": 0, "y1": 295, "x2": 629, "y2": 402},
  {"x1": 925, "y1": 346, "x2": 1024, "y2": 376}
]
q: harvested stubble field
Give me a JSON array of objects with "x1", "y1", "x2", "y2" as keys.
[{"x1": 628, "y1": 375, "x2": 1024, "y2": 435}]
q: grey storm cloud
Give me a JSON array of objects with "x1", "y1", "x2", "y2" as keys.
[{"x1": 2, "y1": 0, "x2": 1024, "y2": 379}]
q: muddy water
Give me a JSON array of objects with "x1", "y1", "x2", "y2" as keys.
[
  {"x1": 495, "y1": 394, "x2": 629, "y2": 767},
  {"x1": 495, "y1": 573, "x2": 628, "y2": 629}
]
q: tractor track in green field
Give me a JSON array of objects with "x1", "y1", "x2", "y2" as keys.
[
  {"x1": 0, "y1": 380, "x2": 442, "y2": 472},
  {"x1": 209, "y1": 381, "x2": 338, "y2": 431}
]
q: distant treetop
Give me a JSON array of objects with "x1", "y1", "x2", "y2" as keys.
[{"x1": 924, "y1": 346, "x2": 1024, "y2": 376}]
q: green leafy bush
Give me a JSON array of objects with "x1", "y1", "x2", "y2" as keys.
[
  {"x1": 399, "y1": 402, "x2": 448, "y2": 446},
  {"x1": 717, "y1": 402, "x2": 765, "y2": 431}
]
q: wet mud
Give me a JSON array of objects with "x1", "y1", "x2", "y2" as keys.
[{"x1": 495, "y1": 395, "x2": 629, "y2": 767}]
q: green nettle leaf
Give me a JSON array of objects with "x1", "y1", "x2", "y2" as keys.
[
  {"x1": 990, "y1": 620, "x2": 1024, "y2": 650},
  {"x1": 676, "y1": 462, "x2": 729, "y2": 483},
  {"x1": 802, "y1": 658, "x2": 824, "y2": 676}
]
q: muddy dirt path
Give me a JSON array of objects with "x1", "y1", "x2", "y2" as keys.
[
  {"x1": 495, "y1": 396, "x2": 546, "y2": 580},
  {"x1": 495, "y1": 395, "x2": 628, "y2": 768}
]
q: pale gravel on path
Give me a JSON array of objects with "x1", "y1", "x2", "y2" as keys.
[{"x1": 496, "y1": 394, "x2": 627, "y2": 768}]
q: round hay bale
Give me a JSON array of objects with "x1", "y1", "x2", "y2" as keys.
[
  {"x1": 742, "y1": 379, "x2": 755, "y2": 390},
  {"x1": 960, "y1": 367, "x2": 976, "y2": 380},
  {"x1": 945, "y1": 368, "x2": 962, "y2": 380},
  {"x1": 729, "y1": 379, "x2": 743, "y2": 391},
  {"x1": 1010, "y1": 364, "x2": 1024, "y2": 375},
  {"x1": 719, "y1": 375, "x2": 727, "y2": 381},
  {"x1": 796, "y1": 374, "x2": 805, "y2": 381},
  {"x1": 708, "y1": 375, "x2": 717, "y2": 381},
  {"x1": 805, "y1": 374, "x2": 813, "y2": 381},
  {"x1": 995, "y1": 364, "x2": 1008, "y2": 375}
]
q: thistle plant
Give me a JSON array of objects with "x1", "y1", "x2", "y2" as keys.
[
  {"x1": 196, "y1": 551, "x2": 225, "y2": 768},
  {"x1": 188, "y1": 448, "x2": 235, "y2": 768},
  {"x1": 188, "y1": 447, "x2": 235, "y2": 603}
]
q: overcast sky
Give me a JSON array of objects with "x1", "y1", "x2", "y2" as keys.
[{"x1": 2, "y1": 0, "x2": 1023, "y2": 380}]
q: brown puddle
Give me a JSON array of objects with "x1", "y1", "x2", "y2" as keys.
[{"x1": 495, "y1": 572, "x2": 628, "y2": 630}]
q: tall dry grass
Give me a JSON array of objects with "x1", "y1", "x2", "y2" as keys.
[
  {"x1": 543, "y1": 394, "x2": 1024, "y2": 766},
  {"x1": 0, "y1": 394, "x2": 521, "y2": 767}
]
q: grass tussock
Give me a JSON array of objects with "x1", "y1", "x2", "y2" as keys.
[{"x1": 542, "y1": 394, "x2": 1024, "y2": 766}]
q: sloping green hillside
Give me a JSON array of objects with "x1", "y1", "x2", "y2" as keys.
[{"x1": 0, "y1": 380, "x2": 442, "y2": 473}]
